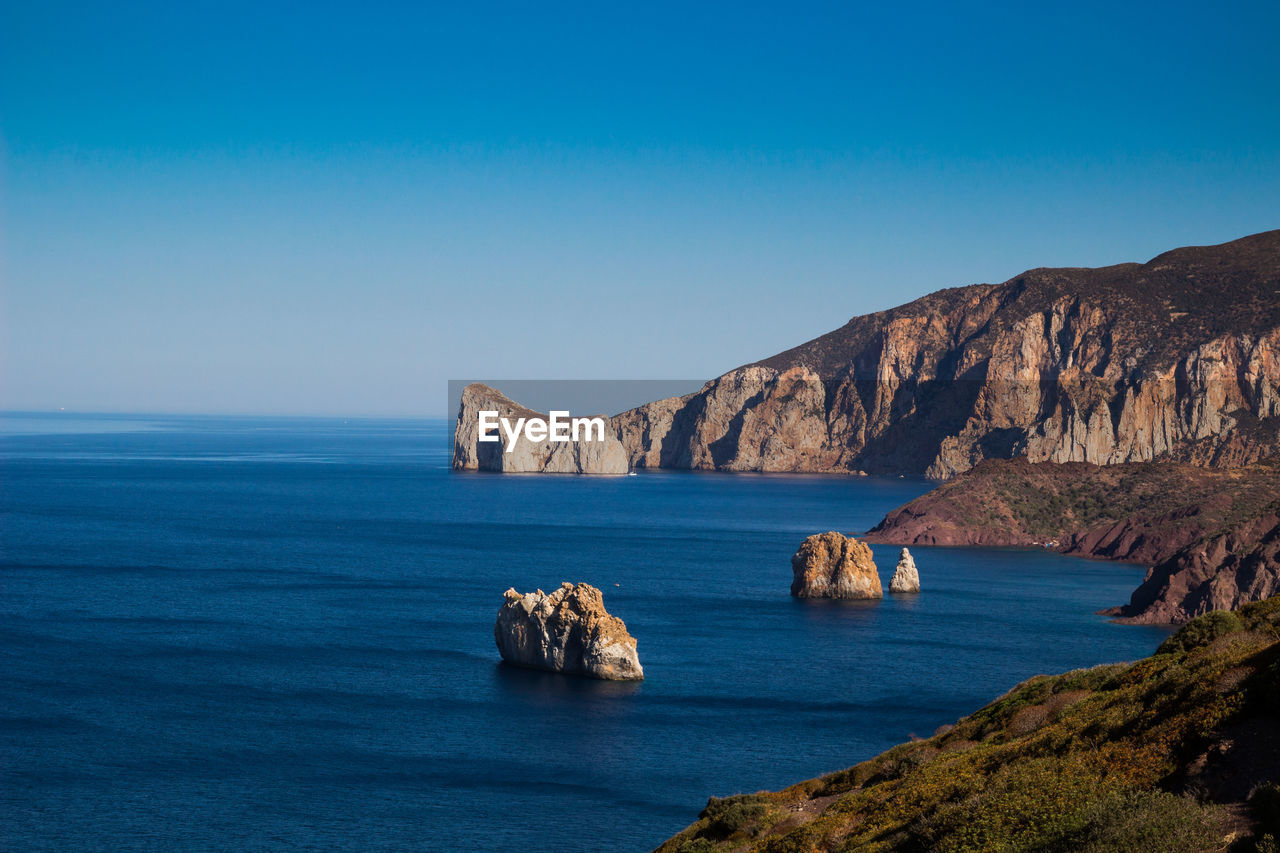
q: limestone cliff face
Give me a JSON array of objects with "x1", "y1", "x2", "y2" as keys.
[
  {"x1": 614, "y1": 366, "x2": 839, "y2": 472},
  {"x1": 453, "y1": 383, "x2": 628, "y2": 474},
  {"x1": 790, "y1": 532, "x2": 882, "y2": 599},
  {"x1": 612, "y1": 230, "x2": 1280, "y2": 478},
  {"x1": 889, "y1": 548, "x2": 920, "y2": 594},
  {"x1": 494, "y1": 582, "x2": 643, "y2": 680},
  {"x1": 449, "y1": 232, "x2": 1279, "y2": 478}
]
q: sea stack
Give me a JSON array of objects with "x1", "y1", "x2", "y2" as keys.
[
  {"x1": 790, "y1": 532, "x2": 882, "y2": 599},
  {"x1": 453, "y1": 383, "x2": 629, "y2": 475},
  {"x1": 889, "y1": 547, "x2": 921, "y2": 593},
  {"x1": 494, "y1": 582, "x2": 643, "y2": 681}
]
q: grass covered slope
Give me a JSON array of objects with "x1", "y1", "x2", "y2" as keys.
[
  {"x1": 656, "y1": 598, "x2": 1280, "y2": 853},
  {"x1": 864, "y1": 457, "x2": 1280, "y2": 623}
]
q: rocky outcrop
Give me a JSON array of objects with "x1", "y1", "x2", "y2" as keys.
[
  {"x1": 866, "y1": 457, "x2": 1280, "y2": 623},
  {"x1": 1111, "y1": 513, "x2": 1280, "y2": 624},
  {"x1": 494, "y1": 583, "x2": 643, "y2": 680},
  {"x1": 889, "y1": 548, "x2": 920, "y2": 593},
  {"x1": 453, "y1": 383, "x2": 628, "y2": 474},
  {"x1": 609, "y1": 230, "x2": 1280, "y2": 478},
  {"x1": 790, "y1": 532, "x2": 882, "y2": 599}
]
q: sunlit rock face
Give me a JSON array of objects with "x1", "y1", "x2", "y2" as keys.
[
  {"x1": 611, "y1": 231, "x2": 1280, "y2": 479},
  {"x1": 889, "y1": 548, "x2": 920, "y2": 594},
  {"x1": 790, "y1": 532, "x2": 882, "y2": 600},
  {"x1": 494, "y1": 583, "x2": 643, "y2": 681}
]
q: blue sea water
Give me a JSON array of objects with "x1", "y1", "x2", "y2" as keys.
[{"x1": 0, "y1": 414, "x2": 1172, "y2": 851}]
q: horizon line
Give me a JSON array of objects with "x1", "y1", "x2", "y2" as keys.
[{"x1": 0, "y1": 408, "x2": 452, "y2": 421}]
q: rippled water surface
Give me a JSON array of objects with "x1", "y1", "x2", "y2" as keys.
[{"x1": 0, "y1": 414, "x2": 1171, "y2": 851}]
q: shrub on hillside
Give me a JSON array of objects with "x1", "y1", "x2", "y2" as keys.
[
  {"x1": 1158, "y1": 610, "x2": 1245, "y2": 655},
  {"x1": 674, "y1": 839, "x2": 717, "y2": 853},
  {"x1": 1047, "y1": 790, "x2": 1220, "y2": 852},
  {"x1": 698, "y1": 794, "x2": 777, "y2": 839},
  {"x1": 1251, "y1": 784, "x2": 1280, "y2": 848}
]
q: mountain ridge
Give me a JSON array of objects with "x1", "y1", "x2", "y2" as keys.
[
  {"x1": 752, "y1": 229, "x2": 1280, "y2": 380},
  {"x1": 601, "y1": 228, "x2": 1280, "y2": 478}
]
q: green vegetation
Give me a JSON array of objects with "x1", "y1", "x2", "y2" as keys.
[
  {"x1": 697, "y1": 795, "x2": 786, "y2": 841},
  {"x1": 1250, "y1": 784, "x2": 1280, "y2": 853},
  {"x1": 1041, "y1": 789, "x2": 1223, "y2": 852},
  {"x1": 656, "y1": 597, "x2": 1280, "y2": 853},
  {"x1": 1157, "y1": 611, "x2": 1247, "y2": 655}
]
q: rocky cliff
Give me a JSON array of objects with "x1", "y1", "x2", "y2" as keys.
[
  {"x1": 494, "y1": 582, "x2": 643, "y2": 680},
  {"x1": 453, "y1": 383, "x2": 628, "y2": 474},
  {"x1": 790, "y1": 532, "x2": 882, "y2": 599},
  {"x1": 1116, "y1": 512, "x2": 1280, "y2": 624},
  {"x1": 865, "y1": 457, "x2": 1280, "y2": 623},
  {"x1": 613, "y1": 229, "x2": 1280, "y2": 478},
  {"x1": 451, "y1": 231, "x2": 1280, "y2": 478}
]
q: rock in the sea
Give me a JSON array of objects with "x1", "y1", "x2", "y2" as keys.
[
  {"x1": 453, "y1": 383, "x2": 629, "y2": 475},
  {"x1": 889, "y1": 547, "x2": 921, "y2": 593},
  {"x1": 494, "y1": 582, "x2": 643, "y2": 680},
  {"x1": 790, "y1": 532, "x2": 882, "y2": 599}
]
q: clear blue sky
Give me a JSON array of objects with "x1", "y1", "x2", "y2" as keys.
[{"x1": 3, "y1": 1, "x2": 1277, "y2": 416}]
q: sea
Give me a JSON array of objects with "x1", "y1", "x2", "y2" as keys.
[{"x1": 0, "y1": 414, "x2": 1172, "y2": 851}]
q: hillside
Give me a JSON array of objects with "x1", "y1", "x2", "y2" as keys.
[
  {"x1": 863, "y1": 457, "x2": 1280, "y2": 623},
  {"x1": 655, "y1": 598, "x2": 1280, "y2": 853}
]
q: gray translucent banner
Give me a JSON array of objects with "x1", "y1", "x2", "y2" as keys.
[{"x1": 447, "y1": 379, "x2": 706, "y2": 422}]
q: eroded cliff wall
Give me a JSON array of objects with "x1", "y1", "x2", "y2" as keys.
[{"x1": 612, "y1": 230, "x2": 1280, "y2": 478}]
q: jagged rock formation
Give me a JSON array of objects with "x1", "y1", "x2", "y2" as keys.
[
  {"x1": 493, "y1": 582, "x2": 643, "y2": 680},
  {"x1": 1114, "y1": 513, "x2": 1280, "y2": 624},
  {"x1": 889, "y1": 547, "x2": 920, "y2": 593},
  {"x1": 453, "y1": 383, "x2": 628, "y2": 474},
  {"x1": 611, "y1": 230, "x2": 1280, "y2": 478},
  {"x1": 614, "y1": 365, "x2": 834, "y2": 471},
  {"x1": 866, "y1": 457, "x2": 1280, "y2": 622},
  {"x1": 790, "y1": 532, "x2": 882, "y2": 599}
]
